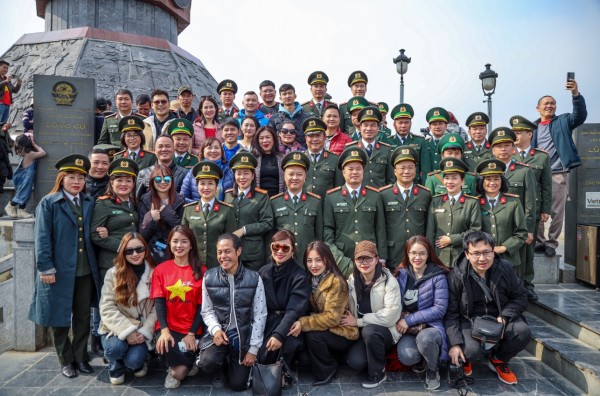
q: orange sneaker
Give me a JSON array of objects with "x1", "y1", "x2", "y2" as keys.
[
  {"x1": 463, "y1": 361, "x2": 472, "y2": 376},
  {"x1": 488, "y1": 357, "x2": 517, "y2": 384}
]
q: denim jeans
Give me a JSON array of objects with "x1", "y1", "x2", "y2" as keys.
[
  {"x1": 92, "y1": 308, "x2": 100, "y2": 337},
  {"x1": 101, "y1": 334, "x2": 148, "y2": 378},
  {"x1": 0, "y1": 103, "x2": 9, "y2": 123}
]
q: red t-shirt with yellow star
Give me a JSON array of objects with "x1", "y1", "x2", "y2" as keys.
[{"x1": 150, "y1": 259, "x2": 205, "y2": 334}]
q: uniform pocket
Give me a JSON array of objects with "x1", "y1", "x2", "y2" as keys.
[
  {"x1": 243, "y1": 235, "x2": 263, "y2": 259},
  {"x1": 333, "y1": 207, "x2": 350, "y2": 224},
  {"x1": 304, "y1": 210, "x2": 317, "y2": 227}
]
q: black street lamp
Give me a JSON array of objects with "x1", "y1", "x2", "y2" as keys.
[
  {"x1": 393, "y1": 49, "x2": 411, "y2": 104},
  {"x1": 479, "y1": 63, "x2": 498, "y2": 131}
]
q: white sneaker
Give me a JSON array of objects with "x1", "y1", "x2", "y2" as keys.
[
  {"x1": 16, "y1": 208, "x2": 33, "y2": 219},
  {"x1": 187, "y1": 365, "x2": 199, "y2": 377},
  {"x1": 109, "y1": 374, "x2": 125, "y2": 385},
  {"x1": 165, "y1": 371, "x2": 181, "y2": 389},
  {"x1": 134, "y1": 363, "x2": 148, "y2": 378},
  {"x1": 4, "y1": 203, "x2": 17, "y2": 217}
]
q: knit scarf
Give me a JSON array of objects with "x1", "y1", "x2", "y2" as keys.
[{"x1": 311, "y1": 270, "x2": 330, "y2": 294}]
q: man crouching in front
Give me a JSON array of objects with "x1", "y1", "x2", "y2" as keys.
[
  {"x1": 445, "y1": 231, "x2": 531, "y2": 385},
  {"x1": 197, "y1": 233, "x2": 268, "y2": 390}
]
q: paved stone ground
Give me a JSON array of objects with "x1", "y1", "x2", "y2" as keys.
[{"x1": 0, "y1": 345, "x2": 583, "y2": 396}]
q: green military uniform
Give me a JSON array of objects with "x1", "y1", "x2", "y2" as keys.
[
  {"x1": 174, "y1": 152, "x2": 199, "y2": 169},
  {"x1": 167, "y1": 118, "x2": 199, "y2": 169},
  {"x1": 223, "y1": 152, "x2": 274, "y2": 270},
  {"x1": 181, "y1": 161, "x2": 237, "y2": 268},
  {"x1": 463, "y1": 112, "x2": 494, "y2": 171},
  {"x1": 301, "y1": 71, "x2": 334, "y2": 118},
  {"x1": 114, "y1": 150, "x2": 157, "y2": 171},
  {"x1": 424, "y1": 107, "x2": 451, "y2": 173},
  {"x1": 323, "y1": 148, "x2": 387, "y2": 272},
  {"x1": 339, "y1": 71, "x2": 368, "y2": 135},
  {"x1": 270, "y1": 151, "x2": 323, "y2": 265},
  {"x1": 426, "y1": 158, "x2": 482, "y2": 267},
  {"x1": 90, "y1": 158, "x2": 140, "y2": 273},
  {"x1": 476, "y1": 160, "x2": 528, "y2": 267},
  {"x1": 344, "y1": 96, "x2": 370, "y2": 140},
  {"x1": 93, "y1": 144, "x2": 121, "y2": 160},
  {"x1": 97, "y1": 112, "x2": 145, "y2": 149},
  {"x1": 216, "y1": 79, "x2": 239, "y2": 121},
  {"x1": 511, "y1": 116, "x2": 553, "y2": 292},
  {"x1": 346, "y1": 106, "x2": 394, "y2": 188},
  {"x1": 377, "y1": 102, "x2": 394, "y2": 138},
  {"x1": 302, "y1": 117, "x2": 344, "y2": 198},
  {"x1": 111, "y1": 115, "x2": 157, "y2": 171},
  {"x1": 380, "y1": 146, "x2": 432, "y2": 270},
  {"x1": 426, "y1": 133, "x2": 477, "y2": 195}
]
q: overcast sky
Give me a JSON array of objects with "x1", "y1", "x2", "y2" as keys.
[{"x1": 1, "y1": 0, "x2": 599, "y2": 127}]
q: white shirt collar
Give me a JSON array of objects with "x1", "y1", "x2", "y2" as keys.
[
  {"x1": 200, "y1": 197, "x2": 216, "y2": 209},
  {"x1": 486, "y1": 194, "x2": 500, "y2": 205},
  {"x1": 448, "y1": 191, "x2": 462, "y2": 201},
  {"x1": 361, "y1": 139, "x2": 375, "y2": 148},
  {"x1": 307, "y1": 148, "x2": 323, "y2": 159},
  {"x1": 118, "y1": 110, "x2": 133, "y2": 119},
  {"x1": 129, "y1": 148, "x2": 141, "y2": 156},
  {"x1": 346, "y1": 184, "x2": 362, "y2": 195},
  {"x1": 314, "y1": 99, "x2": 324, "y2": 107},
  {"x1": 288, "y1": 190, "x2": 302, "y2": 201},
  {"x1": 518, "y1": 146, "x2": 531, "y2": 154},
  {"x1": 63, "y1": 189, "x2": 80, "y2": 205},
  {"x1": 238, "y1": 187, "x2": 251, "y2": 197},
  {"x1": 397, "y1": 183, "x2": 413, "y2": 193}
]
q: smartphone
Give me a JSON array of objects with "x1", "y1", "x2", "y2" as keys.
[
  {"x1": 567, "y1": 72, "x2": 575, "y2": 82},
  {"x1": 178, "y1": 341, "x2": 187, "y2": 353},
  {"x1": 13, "y1": 75, "x2": 19, "y2": 80}
]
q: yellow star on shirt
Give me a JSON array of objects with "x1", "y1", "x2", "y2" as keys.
[{"x1": 166, "y1": 279, "x2": 193, "y2": 302}]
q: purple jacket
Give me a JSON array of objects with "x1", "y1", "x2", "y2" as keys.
[{"x1": 397, "y1": 265, "x2": 449, "y2": 361}]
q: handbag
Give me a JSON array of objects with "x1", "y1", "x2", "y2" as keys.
[
  {"x1": 469, "y1": 273, "x2": 504, "y2": 347},
  {"x1": 251, "y1": 339, "x2": 308, "y2": 396},
  {"x1": 400, "y1": 311, "x2": 428, "y2": 335}
]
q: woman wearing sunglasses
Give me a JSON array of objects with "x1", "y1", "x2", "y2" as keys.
[
  {"x1": 394, "y1": 236, "x2": 450, "y2": 391},
  {"x1": 277, "y1": 121, "x2": 304, "y2": 154},
  {"x1": 343, "y1": 240, "x2": 402, "y2": 389},
  {"x1": 288, "y1": 241, "x2": 358, "y2": 387},
  {"x1": 138, "y1": 165, "x2": 185, "y2": 264},
  {"x1": 257, "y1": 230, "x2": 310, "y2": 389},
  {"x1": 239, "y1": 115, "x2": 259, "y2": 152},
  {"x1": 98, "y1": 232, "x2": 157, "y2": 385},
  {"x1": 151, "y1": 225, "x2": 206, "y2": 389},
  {"x1": 181, "y1": 161, "x2": 237, "y2": 268},
  {"x1": 252, "y1": 126, "x2": 285, "y2": 197},
  {"x1": 224, "y1": 152, "x2": 274, "y2": 270},
  {"x1": 192, "y1": 96, "x2": 223, "y2": 155}
]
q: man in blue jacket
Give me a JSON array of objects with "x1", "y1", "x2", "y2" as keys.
[
  {"x1": 532, "y1": 78, "x2": 587, "y2": 257},
  {"x1": 236, "y1": 91, "x2": 269, "y2": 127}
]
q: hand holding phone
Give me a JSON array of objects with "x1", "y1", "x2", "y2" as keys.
[
  {"x1": 566, "y1": 73, "x2": 579, "y2": 96},
  {"x1": 567, "y1": 72, "x2": 575, "y2": 82}
]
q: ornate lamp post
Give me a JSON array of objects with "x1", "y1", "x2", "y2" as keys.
[
  {"x1": 479, "y1": 63, "x2": 499, "y2": 131},
  {"x1": 393, "y1": 49, "x2": 411, "y2": 104}
]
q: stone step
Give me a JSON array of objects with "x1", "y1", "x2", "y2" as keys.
[
  {"x1": 524, "y1": 312, "x2": 600, "y2": 395},
  {"x1": 533, "y1": 253, "x2": 560, "y2": 284},
  {"x1": 561, "y1": 262, "x2": 577, "y2": 284}
]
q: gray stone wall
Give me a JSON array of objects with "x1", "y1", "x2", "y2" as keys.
[{"x1": 45, "y1": 0, "x2": 179, "y2": 44}]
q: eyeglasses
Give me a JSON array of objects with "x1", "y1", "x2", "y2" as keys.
[
  {"x1": 152, "y1": 100, "x2": 168, "y2": 105},
  {"x1": 271, "y1": 243, "x2": 292, "y2": 253},
  {"x1": 124, "y1": 133, "x2": 139, "y2": 139},
  {"x1": 355, "y1": 256, "x2": 376, "y2": 264},
  {"x1": 397, "y1": 166, "x2": 416, "y2": 172},
  {"x1": 467, "y1": 250, "x2": 494, "y2": 258},
  {"x1": 280, "y1": 128, "x2": 296, "y2": 135},
  {"x1": 154, "y1": 176, "x2": 172, "y2": 184},
  {"x1": 123, "y1": 246, "x2": 146, "y2": 255},
  {"x1": 408, "y1": 251, "x2": 428, "y2": 257}
]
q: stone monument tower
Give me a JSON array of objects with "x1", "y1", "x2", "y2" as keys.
[{"x1": 0, "y1": 0, "x2": 218, "y2": 133}]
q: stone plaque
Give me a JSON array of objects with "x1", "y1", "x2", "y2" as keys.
[
  {"x1": 576, "y1": 123, "x2": 600, "y2": 169},
  {"x1": 33, "y1": 75, "x2": 96, "y2": 202}
]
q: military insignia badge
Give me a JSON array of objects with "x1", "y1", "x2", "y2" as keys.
[
  {"x1": 449, "y1": 136, "x2": 457, "y2": 143},
  {"x1": 316, "y1": 73, "x2": 322, "y2": 78},
  {"x1": 402, "y1": 149, "x2": 409, "y2": 154},
  {"x1": 51, "y1": 81, "x2": 78, "y2": 106},
  {"x1": 489, "y1": 163, "x2": 496, "y2": 169},
  {"x1": 351, "y1": 151, "x2": 359, "y2": 156},
  {"x1": 433, "y1": 110, "x2": 440, "y2": 116},
  {"x1": 355, "y1": 73, "x2": 361, "y2": 78},
  {"x1": 513, "y1": 119, "x2": 519, "y2": 125},
  {"x1": 309, "y1": 120, "x2": 316, "y2": 126},
  {"x1": 178, "y1": 121, "x2": 185, "y2": 127},
  {"x1": 241, "y1": 156, "x2": 248, "y2": 163},
  {"x1": 367, "y1": 110, "x2": 373, "y2": 115},
  {"x1": 75, "y1": 158, "x2": 84, "y2": 166},
  {"x1": 128, "y1": 119, "x2": 135, "y2": 125},
  {"x1": 475, "y1": 115, "x2": 482, "y2": 120},
  {"x1": 353, "y1": 99, "x2": 359, "y2": 105},
  {"x1": 379, "y1": 104, "x2": 384, "y2": 109},
  {"x1": 446, "y1": 161, "x2": 453, "y2": 167},
  {"x1": 498, "y1": 130, "x2": 505, "y2": 136},
  {"x1": 121, "y1": 161, "x2": 129, "y2": 168},
  {"x1": 226, "y1": 82, "x2": 232, "y2": 88},
  {"x1": 400, "y1": 107, "x2": 406, "y2": 112},
  {"x1": 293, "y1": 153, "x2": 301, "y2": 160},
  {"x1": 202, "y1": 165, "x2": 210, "y2": 172}
]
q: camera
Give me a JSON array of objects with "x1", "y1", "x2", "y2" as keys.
[{"x1": 449, "y1": 357, "x2": 465, "y2": 373}]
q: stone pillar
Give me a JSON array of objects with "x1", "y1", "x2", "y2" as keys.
[{"x1": 12, "y1": 219, "x2": 46, "y2": 351}]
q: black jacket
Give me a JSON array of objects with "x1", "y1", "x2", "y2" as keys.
[
  {"x1": 138, "y1": 192, "x2": 185, "y2": 263},
  {"x1": 85, "y1": 175, "x2": 110, "y2": 200},
  {"x1": 259, "y1": 258, "x2": 310, "y2": 343},
  {"x1": 445, "y1": 251, "x2": 528, "y2": 347},
  {"x1": 0, "y1": 128, "x2": 12, "y2": 182}
]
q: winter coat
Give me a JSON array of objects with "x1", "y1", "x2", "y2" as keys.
[
  {"x1": 532, "y1": 94, "x2": 587, "y2": 170},
  {"x1": 299, "y1": 272, "x2": 359, "y2": 340},
  {"x1": 267, "y1": 102, "x2": 308, "y2": 148},
  {"x1": 327, "y1": 128, "x2": 353, "y2": 155},
  {"x1": 138, "y1": 191, "x2": 185, "y2": 263},
  {"x1": 397, "y1": 265, "x2": 449, "y2": 361},
  {"x1": 135, "y1": 161, "x2": 187, "y2": 201},
  {"x1": 180, "y1": 161, "x2": 233, "y2": 203},
  {"x1": 277, "y1": 140, "x2": 304, "y2": 154},
  {"x1": 142, "y1": 114, "x2": 177, "y2": 151},
  {"x1": 445, "y1": 251, "x2": 529, "y2": 347},
  {"x1": 348, "y1": 267, "x2": 402, "y2": 343},
  {"x1": 85, "y1": 174, "x2": 110, "y2": 200},
  {"x1": 259, "y1": 259, "x2": 311, "y2": 343},
  {"x1": 253, "y1": 150, "x2": 285, "y2": 194},
  {"x1": 237, "y1": 109, "x2": 269, "y2": 127},
  {"x1": 98, "y1": 261, "x2": 157, "y2": 348},
  {"x1": 192, "y1": 119, "x2": 223, "y2": 155},
  {"x1": 28, "y1": 192, "x2": 101, "y2": 327}
]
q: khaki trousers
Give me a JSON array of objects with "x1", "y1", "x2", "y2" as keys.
[{"x1": 537, "y1": 171, "x2": 569, "y2": 249}]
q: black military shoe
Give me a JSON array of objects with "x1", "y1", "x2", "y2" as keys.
[
  {"x1": 534, "y1": 245, "x2": 546, "y2": 254},
  {"x1": 545, "y1": 246, "x2": 556, "y2": 257},
  {"x1": 90, "y1": 335, "x2": 104, "y2": 356},
  {"x1": 76, "y1": 361, "x2": 94, "y2": 374},
  {"x1": 526, "y1": 289, "x2": 539, "y2": 301},
  {"x1": 61, "y1": 363, "x2": 77, "y2": 378}
]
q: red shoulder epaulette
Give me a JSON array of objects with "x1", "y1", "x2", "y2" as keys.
[
  {"x1": 183, "y1": 201, "x2": 199, "y2": 207},
  {"x1": 301, "y1": 100, "x2": 311, "y2": 106},
  {"x1": 224, "y1": 188, "x2": 234, "y2": 194},
  {"x1": 270, "y1": 192, "x2": 284, "y2": 200},
  {"x1": 366, "y1": 186, "x2": 379, "y2": 192},
  {"x1": 97, "y1": 195, "x2": 111, "y2": 201},
  {"x1": 114, "y1": 150, "x2": 125, "y2": 155},
  {"x1": 306, "y1": 192, "x2": 321, "y2": 200},
  {"x1": 327, "y1": 186, "x2": 342, "y2": 194},
  {"x1": 218, "y1": 200, "x2": 233, "y2": 207},
  {"x1": 378, "y1": 141, "x2": 390, "y2": 147},
  {"x1": 418, "y1": 184, "x2": 430, "y2": 192},
  {"x1": 516, "y1": 162, "x2": 531, "y2": 167},
  {"x1": 379, "y1": 184, "x2": 393, "y2": 191},
  {"x1": 464, "y1": 194, "x2": 478, "y2": 200},
  {"x1": 504, "y1": 193, "x2": 520, "y2": 198},
  {"x1": 255, "y1": 188, "x2": 269, "y2": 194}
]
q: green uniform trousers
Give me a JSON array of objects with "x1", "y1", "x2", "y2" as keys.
[
  {"x1": 50, "y1": 273, "x2": 94, "y2": 365},
  {"x1": 523, "y1": 218, "x2": 540, "y2": 290}
]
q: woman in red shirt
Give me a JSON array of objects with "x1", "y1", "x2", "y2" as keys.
[
  {"x1": 192, "y1": 97, "x2": 223, "y2": 155},
  {"x1": 151, "y1": 225, "x2": 206, "y2": 389}
]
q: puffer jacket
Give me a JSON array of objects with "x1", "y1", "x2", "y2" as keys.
[
  {"x1": 348, "y1": 267, "x2": 402, "y2": 343},
  {"x1": 267, "y1": 102, "x2": 307, "y2": 148},
  {"x1": 180, "y1": 161, "x2": 234, "y2": 203},
  {"x1": 327, "y1": 128, "x2": 353, "y2": 155},
  {"x1": 192, "y1": 119, "x2": 223, "y2": 155},
  {"x1": 300, "y1": 272, "x2": 358, "y2": 340},
  {"x1": 397, "y1": 265, "x2": 449, "y2": 361},
  {"x1": 98, "y1": 262, "x2": 157, "y2": 348}
]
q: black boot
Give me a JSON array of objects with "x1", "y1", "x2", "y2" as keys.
[{"x1": 90, "y1": 335, "x2": 104, "y2": 356}]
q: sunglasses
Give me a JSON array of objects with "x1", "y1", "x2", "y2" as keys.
[
  {"x1": 271, "y1": 243, "x2": 292, "y2": 253},
  {"x1": 154, "y1": 176, "x2": 172, "y2": 184},
  {"x1": 152, "y1": 100, "x2": 168, "y2": 105},
  {"x1": 123, "y1": 246, "x2": 146, "y2": 256},
  {"x1": 280, "y1": 128, "x2": 296, "y2": 135}
]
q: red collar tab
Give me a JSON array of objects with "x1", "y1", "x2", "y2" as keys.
[
  {"x1": 500, "y1": 197, "x2": 506, "y2": 204},
  {"x1": 342, "y1": 189, "x2": 347, "y2": 196},
  {"x1": 232, "y1": 109, "x2": 238, "y2": 114},
  {"x1": 247, "y1": 191, "x2": 252, "y2": 198},
  {"x1": 310, "y1": 102, "x2": 314, "y2": 107},
  {"x1": 214, "y1": 204, "x2": 219, "y2": 212},
  {"x1": 485, "y1": 143, "x2": 490, "y2": 148},
  {"x1": 413, "y1": 187, "x2": 419, "y2": 195},
  {"x1": 530, "y1": 149, "x2": 535, "y2": 156},
  {"x1": 480, "y1": 198, "x2": 486, "y2": 205},
  {"x1": 361, "y1": 189, "x2": 367, "y2": 196},
  {"x1": 393, "y1": 187, "x2": 399, "y2": 194},
  {"x1": 284, "y1": 194, "x2": 289, "y2": 201},
  {"x1": 510, "y1": 164, "x2": 516, "y2": 171},
  {"x1": 324, "y1": 101, "x2": 329, "y2": 106},
  {"x1": 123, "y1": 152, "x2": 128, "y2": 158},
  {"x1": 116, "y1": 197, "x2": 122, "y2": 204},
  {"x1": 443, "y1": 195, "x2": 448, "y2": 202},
  {"x1": 140, "y1": 151, "x2": 145, "y2": 158},
  {"x1": 324, "y1": 151, "x2": 328, "y2": 158},
  {"x1": 512, "y1": 149, "x2": 517, "y2": 155},
  {"x1": 301, "y1": 194, "x2": 306, "y2": 201},
  {"x1": 459, "y1": 196, "x2": 465, "y2": 203},
  {"x1": 468, "y1": 142, "x2": 473, "y2": 149},
  {"x1": 375, "y1": 143, "x2": 380, "y2": 149},
  {"x1": 357, "y1": 143, "x2": 363, "y2": 149},
  {"x1": 195, "y1": 205, "x2": 200, "y2": 212},
  {"x1": 219, "y1": 108, "x2": 223, "y2": 113}
]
